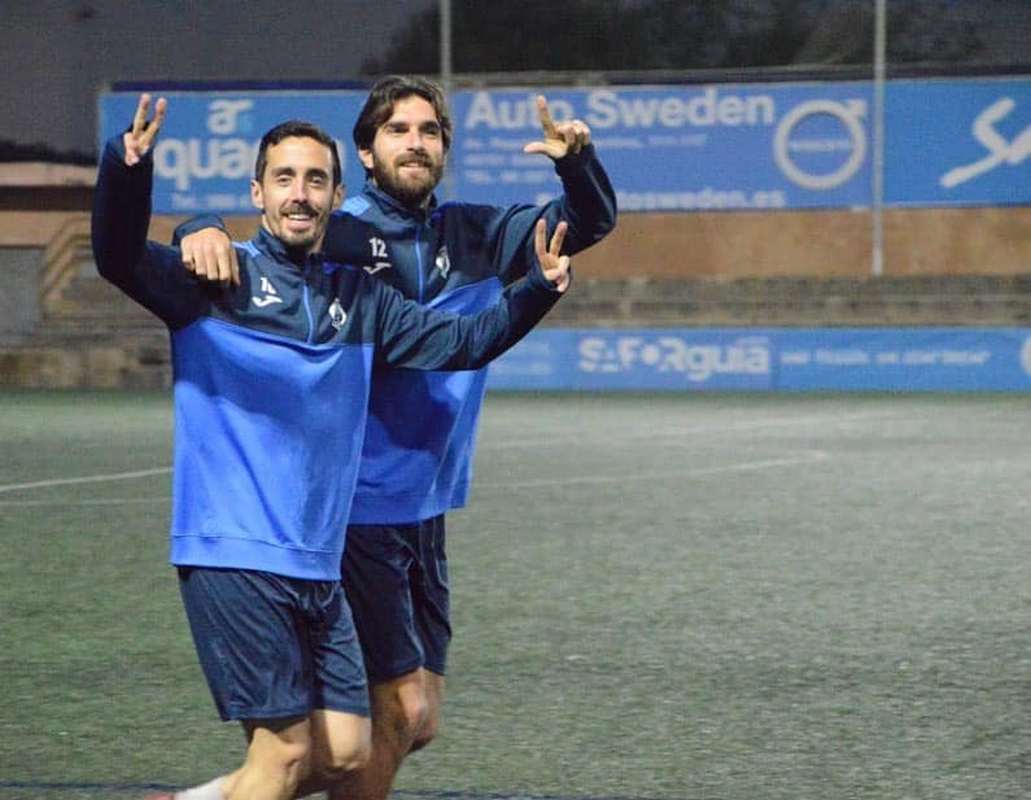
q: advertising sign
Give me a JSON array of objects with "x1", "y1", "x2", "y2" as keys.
[
  {"x1": 450, "y1": 84, "x2": 872, "y2": 211},
  {"x1": 486, "y1": 328, "x2": 1031, "y2": 392},
  {"x1": 98, "y1": 82, "x2": 874, "y2": 214},
  {"x1": 98, "y1": 92, "x2": 368, "y2": 215},
  {"x1": 885, "y1": 78, "x2": 1031, "y2": 207},
  {"x1": 99, "y1": 77, "x2": 1028, "y2": 214}
]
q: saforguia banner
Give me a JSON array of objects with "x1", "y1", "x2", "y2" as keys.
[{"x1": 485, "y1": 327, "x2": 1031, "y2": 392}]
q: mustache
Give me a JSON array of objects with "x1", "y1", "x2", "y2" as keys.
[
  {"x1": 396, "y1": 152, "x2": 433, "y2": 168},
  {"x1": 282, "y1": 202, "x2": 316, "y2": 216}
]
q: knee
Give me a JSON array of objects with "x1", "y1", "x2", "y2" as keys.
[
  {"x1": 280, "y1": 740, "x2": 312, "y2": 782},
  {"x1": 241, "y1": 731, "x2": 312, "y2": 788},
  {"x1": 409, "y1": 705, "x2": 440, "y2": 752},
  {"x1": 313, "y1": 723, "x2": 371, "y2": 781},
  {"x1": 389, "y1": 687, "x2": 430, "y2": 742}
]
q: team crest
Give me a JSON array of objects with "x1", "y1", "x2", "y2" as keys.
[
  {"x1": 328, "y1": 299, "x2": 347, "y2": 330},
  {"x1": 435, "y1": 246, "x2": 451, "y2": 279}
]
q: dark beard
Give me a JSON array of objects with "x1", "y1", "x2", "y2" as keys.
[{"x1": 372, "y1": 157, "x2": 443, "y2": 209}]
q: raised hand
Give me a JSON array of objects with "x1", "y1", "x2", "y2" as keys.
[
  {"x1": 123, "y1": 93, "x2": 167, "y2": 167},
  {"x1": 522, "y1": 96, "x2": 591, "y2": 161},
  {"x1": 534, "y1": 219, "x2": 571, "y2": 293}
]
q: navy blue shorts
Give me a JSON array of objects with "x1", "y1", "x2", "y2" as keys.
[
  {"x1": 178, "y1": 567, "x2": 370, "y2": 722},
  {"x1": 342, "y1": 514, "x2": 452, "y2": 682}
]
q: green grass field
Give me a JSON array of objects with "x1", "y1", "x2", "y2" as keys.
[{"x1": 3, "y1": 390, "x2": 1031, "y2": 800}]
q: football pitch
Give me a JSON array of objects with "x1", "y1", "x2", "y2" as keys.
[{"x1": 2, "y1": 389, "x2": 1031, "y2": 800}]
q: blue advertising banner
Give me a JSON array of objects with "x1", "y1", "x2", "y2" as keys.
[
  {"x1": 450, "y1": 84, "x2": 872, "y2": 211},
  {"x1": 98, "y1": 92, "x2": 368, "y2": 214},
  {"x1": 98, "y1": 77, "x2": 1028, "y2": 214},
  {"x1": 885, "y1": 78, "x2": 1031, "y2": 207},
  {"x1": 98, "y1": 82, "x2": 874, "y2": 214},
  {"x1": 485, "y1": 328, "x2": 1031, "y2": 392}
]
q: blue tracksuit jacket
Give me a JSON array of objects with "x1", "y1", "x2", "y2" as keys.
[
  {"x1": 179, "y1": 144, "x2": 616, "y2": 524},
  {"x1": 92, "y1": 136, "x2": 564, "y2": 579}
]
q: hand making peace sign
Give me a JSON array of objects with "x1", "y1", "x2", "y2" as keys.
[
  {"x1": 123, "y1": 93, "x2": 167, "y2": 167},
  {"x1": 534, "y1": 219, "x2": 571, "y2": 293}
]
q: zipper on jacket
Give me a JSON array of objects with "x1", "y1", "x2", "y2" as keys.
[
  {"x1": 414, "y1": 226, "x2": 425, "y2": 304},
  {"x1": 302, "y1": 266, "x2": 315, "y2": 343}
]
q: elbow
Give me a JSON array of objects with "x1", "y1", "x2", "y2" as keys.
[
  {"x1": 459, "y1": 345, "x2": 494, "y2": 372},
  {"x1": 465, "y1": 340, "x2": 509, "y2": 372},
  {"x1": 90, "y1": 236, "x2": 128, "y2": 290},
  {"x1": 90, "y1": 235, "x2": 118, "y2": 285},
  {"x1": 599, "y1": 197, "x2": 618, "y2": 236},
  {"x1": 90, "y1": 237, "x2": 112, "y2": 282}
]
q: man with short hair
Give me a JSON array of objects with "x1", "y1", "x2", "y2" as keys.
[
  {"x1": 93, "y1": 93, "x2": 572, "y2": 800},
  {"x1": 177, "y1": 75, "x2": 616, "y2": 800}
]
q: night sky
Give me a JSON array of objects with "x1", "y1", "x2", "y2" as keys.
[{"x1": 1, "y1": 0, "x2": 434, "y2": 157}]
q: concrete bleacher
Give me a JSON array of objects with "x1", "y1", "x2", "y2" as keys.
[
  {"x1": 554, "y1": 274, "x2": 1031, "y2": 328},
  {"x1": 0, "y1": 220, "x2": 168, "y2": 389},
  {"x1": 5, "y1": 225, "x2": 1031, "y2": 389},
  {"x1": 2, "y1": 199, "x2": 1030, "y2": 389}
]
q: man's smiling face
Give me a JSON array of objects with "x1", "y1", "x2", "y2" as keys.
[
  {"x1": 251, "y1": 135, "x2": 343, "y2": 254},
  {"x1": 359, "y1": 94, "x2": 446, "y2": 209}
]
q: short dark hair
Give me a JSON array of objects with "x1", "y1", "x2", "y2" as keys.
[
  {"x1": 254, "y1": 120, "x2": 342, "y2": 188},
  {"x1": 352, "y1": 75, "x2": 453, "y2": 157}
]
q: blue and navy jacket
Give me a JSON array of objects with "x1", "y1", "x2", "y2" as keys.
[
  {"x1": 92, "y1": 136, "x2": 564, "y2": 580},
  {"x1": 182, "y1": 145, "x2": 616, "y2": 524}
]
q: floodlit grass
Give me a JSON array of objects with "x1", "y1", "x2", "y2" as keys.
[{"x1": 3, "y1": 390, "x2": 1031, "y2": 799}]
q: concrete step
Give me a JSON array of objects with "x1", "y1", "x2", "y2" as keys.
[
  {"x1": 8, "y1": 273, "x2": 1031, "y2": 389},
  {"x1": 549, "y1": 276, "x2": 1031, "y2": 327},
  {"x1": 0, "y1": 344, "x2": 170, "y2": 390}
]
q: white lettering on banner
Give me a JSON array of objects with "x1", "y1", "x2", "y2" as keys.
[
  {"x1": 615, "y1": 188, "x2": 787, "y2": 211},
  {"x1": 154, "y1": 138, "x2": 259, "y2": 191},
  {"x1": 151, "y1": 98, "x2": 347, "y2": 197},
  {"x1": 578, "y1": 336, "x2": 770, "y2": 382},
  {"x1": 815, "y1": 348, "x2": 870, "y2": 365},
  {"x1": 586, "y1": 89, "x2": 775, "y2": 129},
  {"x1": 773, "y1": 99, "x2": 867, "y2": 191},
  {"x1": 462, "y1": 89, "x2": 775, "y2": 131},
  {"x1": 940, "y1": 97, "x2": 1031, "y2": 188},
  {"x1": 941, "y1": 350, "x2": 991, "y2": 365},
  {"x1": 785, "y1": 348, "x2": 992, "y2": 368},
  {"x1": 465, "y1": 92, "x2": 575, "y2": 129},
  {"x1": 207, "y1": 100, "x2": 254, "y2": 134}
]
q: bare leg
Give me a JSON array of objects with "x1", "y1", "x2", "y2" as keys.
[
  {"x1": 166, "y1": 711, "x2": 369, "y2": 800},
  {"x1": 294, "y1": 710, "x2": 371, "y2": 796},
  {"x1": 327, "y1": 669, "x2": 443, "y2": 800},
  {"x1": 409, "y1": 671, "x2": 444, "y2": 754},
  {"x1": 222, "y1": 718, "x2": 311, "y2": 800}
]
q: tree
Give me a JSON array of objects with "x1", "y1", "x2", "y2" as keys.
[{"x1": 362, "y1": 0, "x2": 1003, "y2": 77}]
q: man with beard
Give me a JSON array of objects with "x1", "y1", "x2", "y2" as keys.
[
  {"x1": 97, "y1": 94, "x2": 573, "y2": 800},
  {"x1": 175, "y1": 75, "x2": 616, "y2": 800}
]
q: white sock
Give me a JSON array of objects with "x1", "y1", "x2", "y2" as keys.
[{"x1": 174, "y1": 777, "x2": 226, "y2": 800}]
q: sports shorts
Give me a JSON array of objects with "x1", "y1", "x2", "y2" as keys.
[
  {"x1": 342, "y1": 514, "x2": 452, "y2": 682},
  {"x1": 178, "y1": 566, "x2": 370, "y2": 721}
]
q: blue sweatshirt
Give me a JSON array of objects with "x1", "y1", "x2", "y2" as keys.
[
  {"x1": 178, "y1": 145, "x2": 616, "y2": 524},
  {"x1": 92, "y1": 136, "x2": 564, "y2": 579}
]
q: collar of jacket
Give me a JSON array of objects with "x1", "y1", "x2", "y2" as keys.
[
  {"x1": 252, "y1": 226, "x2": 328, "y2": 271},
  {"x1": 362, "y1": 180, "x2": 439, "y2": 223}
]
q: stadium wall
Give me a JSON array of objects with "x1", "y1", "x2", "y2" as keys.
[
  {"x1": 3, "y1": 203, "x2": 1030, "y2": 389},
  {"x1": 2, "y1": 205, "x2": 1030, "y2": 280}
]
